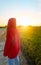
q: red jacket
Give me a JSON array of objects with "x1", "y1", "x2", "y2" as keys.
[{"x1": 3, "y1": 18, "x2": 20, "y2": 59}]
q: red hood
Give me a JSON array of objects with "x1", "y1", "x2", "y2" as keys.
[{"x1": 7, "y1": 18, "x2": 17, "y2": 41}]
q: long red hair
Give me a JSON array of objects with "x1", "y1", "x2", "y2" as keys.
[
  {"x1": 3, "y1": 18, "x2": 20, "y2": 58},
  {"x1": 6, "y1": 18, "x2": 16, "y2": 41}
]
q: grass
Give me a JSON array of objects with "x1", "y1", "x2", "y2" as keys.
[
  {"x1": 0, "y1": 26, "x2": 41, "y2": 65},
  {"x1": 18, "y1": 26, "x2": 41, "y2": 65}
]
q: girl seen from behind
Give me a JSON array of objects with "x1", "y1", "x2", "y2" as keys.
[{"x1": 3, "y1": 18, "x2": 20, "y2": 65}]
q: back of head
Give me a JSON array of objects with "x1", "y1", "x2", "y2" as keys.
[
  {"x1": 8, "y1": 18, "x2": 16, "y2": 29},
  {"x1": 7, "y1": 18, "x2": 17, "y2": 38}
]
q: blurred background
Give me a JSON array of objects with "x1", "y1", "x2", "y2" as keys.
[{"x1": 0, "y1": 0, "x2": 41, "y2": 65}]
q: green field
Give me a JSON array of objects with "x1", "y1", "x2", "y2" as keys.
[
  {"x1": 0, "y1": 26, "x2": 41, "y2": 65},
  {"x1": 18, "y1": 26, "x2": 41, "y2": 65}
]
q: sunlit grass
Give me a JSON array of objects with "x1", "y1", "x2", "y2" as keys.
[{"x1": 18, "y1": 26, "x2": 41, "y2": 65}]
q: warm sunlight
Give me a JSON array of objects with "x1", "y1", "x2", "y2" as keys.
[
  {"x1": 16, "y1": 17, "x2": 28, "y2": 26},
  {"x1": 16, "y1": 17, "x2": 39, "y2": 26},
  {"x1": 0, "y1": 16, "x2": 41, "y2": 26},
  {"x1": 0, "y1": 0, "x2": 41, "y2": 27}
]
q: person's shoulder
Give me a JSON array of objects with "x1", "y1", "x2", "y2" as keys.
[
  {"x1": 16, "y1": 28, "x2": 18, "y2": 32},
  {"x1": 16, "y1": 29, "x2": 19, "y2": 35}
]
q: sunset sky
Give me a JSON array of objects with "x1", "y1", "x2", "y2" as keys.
[{"x1": 0, "y1": 0, "x2": 41, "y2": 26}]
